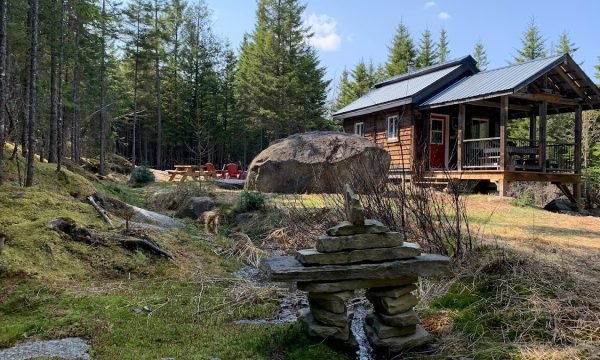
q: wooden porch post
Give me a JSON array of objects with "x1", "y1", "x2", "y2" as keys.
[
  {"x1": 529, "y1": 111, "x2": 536, "y2": 147},
  {"x1": 574, "y1": 104, "x2": 582, "y2": 174},
  {"x1": 539, "y1": 101, "x2": 547, "y2": 172},
  {"x1": 499, "y1": 95, "x2": 508, "y2": 170},
  {"x1": 457, "y1": 104, "x2": 466, "y2": 171}
]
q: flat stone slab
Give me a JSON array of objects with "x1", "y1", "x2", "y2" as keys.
[
  {"x1": 297, "y1": 242, "x2": 420, "y2": 265},
  {"x1": 314, "y1": 231, "x2": 412, "y2": 253},
  {"x1": 298, "y1": 277, "x2": 418, "y2": 293},
  {"x1": 310, "y1": 305, "x2": 348, "y2": 327},
  {"x1": 308, "y1": 291, "x2": 352, "y2": 314},
  {"x1": 365, "y1": 313, "x2": 416, "y2": 339},
  {"x1": 366, "y1": 284, "x2": 417, "y2": 298},
  {"x1": 260, "y1": 254, "x2": 450, "y2": 282},
  {"x1": 366, "y1": 323, "x2": 433, "y2": 352},
  {"x1": 377, "y1": 310, "x2": 420, "y2": 327},
  {"x1": 326, "y1": 219, "x2": 389, "y2": 236},
  {"x1": 299, "y1": 308, "x2": 350, "y2": 341},
  {"x1": 367, "y1": 293, "x2": 418, "y2": 316}
]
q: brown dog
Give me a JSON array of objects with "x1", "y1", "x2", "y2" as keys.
[{"x1": 199, "y1": 211, "x2": 219, "y2": 235}]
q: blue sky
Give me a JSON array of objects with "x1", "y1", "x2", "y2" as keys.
[{"x1": 205, "y1": 0, "x2": 600, "y2": 96}]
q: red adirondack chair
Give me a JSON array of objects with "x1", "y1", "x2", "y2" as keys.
[
  {"x1": 204, "y1": 162, "x2": 222, "y2": 177},
  {"x1": 224, "y1": 163, "x2": 243, "y2": 179}
]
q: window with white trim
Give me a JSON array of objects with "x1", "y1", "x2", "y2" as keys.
[
  {"x1": 387, "y1": 115, "x2": 399, "y2": 140},
  {"x1": 354, "y1": 122, "x2": 364, "y2": 136}
]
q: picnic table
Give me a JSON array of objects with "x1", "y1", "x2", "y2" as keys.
[{"x1": 167, "y1": 165, "x2": 209, "y2": 182}]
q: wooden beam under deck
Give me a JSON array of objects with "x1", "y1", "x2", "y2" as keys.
[{"x1": 425, "y1": 170, "x2": 581, "y2": 184}]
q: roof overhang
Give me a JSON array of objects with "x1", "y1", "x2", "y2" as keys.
[{"x1": 333, "y1": 98, "x2": 412, "y2": 120}]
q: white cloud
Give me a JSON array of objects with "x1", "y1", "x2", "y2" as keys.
[
  {"x1": 425, "y1": 1, "x2": 435, "y2": 8},
  {"x1": 438, "y1": 11, "x2": 451, "y2": 20},
  {"x1": 305, "y1": 13, "x2": 342, "y2": 51}
]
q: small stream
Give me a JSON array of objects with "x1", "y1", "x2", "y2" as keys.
[{"x1": 233, "y1": 266, "x2": 377, "y2": 359}]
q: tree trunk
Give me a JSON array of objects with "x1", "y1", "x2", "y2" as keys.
[
  {"x1": 48, "y1": 0, "x2": 58, "y2": 164},
  {"x1": 71, "y1": 6, "x2": 81, "y2": 164},
  {"x1": 99, "y1": 0, "x2": 107, "y2": 175},
  {"x1": 132, "y1": 4, "x2": 140, "y2": 167},
  {"x1": 0, "y1": 0, "x2": 7, "y2": 184},
  {"x1": 154, "y1": 0, "x2": 162, "y2": 169},
  {"x1": 25, "y1": 0, "x2": 38, "y2": 187},
  {"x1": 56, "y1": 0, "x2": 65, "y2": 171}
]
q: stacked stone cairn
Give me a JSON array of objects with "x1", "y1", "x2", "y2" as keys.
[{"x1": 260, "y1": 185, "x2": 450, "y2": 353}]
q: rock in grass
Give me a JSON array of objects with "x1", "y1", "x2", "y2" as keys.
[
  {"x1": 376, "y1": 310, "x2": 420, "y2": 328},
  {"x1": 365, "y1": 313, "x2": 417, "y2": 339},
  {"x1": 365, "y1": 323, "x2": 433, "y2": 352},
  {"x1": 299, "y1": 243, "x2": 419, "y2": 265},
  {"x1": 299, "y1": 308, "x2": 349, "y2": 341},
  {"x1": 315, "y1": 232, "x2": 405, "y2": 253},
  {"x1": 297, "y1": 277, "x2": 418, "y2": 293},
  {"x1": 366, "y1": 284, "x2": 417, "y2": 298},
  {"x1": 307, "y1": 291, "x2": 352, "y2": 314},
  {"x1": 366, "y1": 293, "x2": 418, "y2": 316},
  {"x1": 326, "y1": 219, "x2": 389, "y2": 237}
]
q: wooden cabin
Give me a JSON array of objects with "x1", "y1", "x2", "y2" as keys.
[{"x1": 333, "y1": 55, "x2": 600, "y2": 205}]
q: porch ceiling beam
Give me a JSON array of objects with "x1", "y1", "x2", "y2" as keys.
[
  {"x1": 470, "y1": 100, "x2": 532, "y2": 112},
  {"x1": 555, "y1": 65, "x2": 588, "y2": 99},
  {"x1": 512, "y1": 92, "x2": 579, "y2": 106}
]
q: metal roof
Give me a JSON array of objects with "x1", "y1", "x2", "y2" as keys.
[
  {"x1": 420, "y1": 55, "x2": 566, "y2": 107},
  {"x1": 334, "y1": 65, "x2": 463, "y2": 117}
]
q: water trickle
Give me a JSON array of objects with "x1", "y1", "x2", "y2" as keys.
[{"x1": 349, "y1": 301, "x2": 376, "y2": 360}]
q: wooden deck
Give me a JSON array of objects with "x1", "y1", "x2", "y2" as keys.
[{"x1": 425, "y1": 170, "x2": 581, "y2": 184}]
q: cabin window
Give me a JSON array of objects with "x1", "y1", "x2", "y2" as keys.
[
  {"x1": 354, "y1": 122, "x2": 364, "y2": 136},
  {"x1": 430, "y1": 119, "x2": 444, "y2": 144},
  {"x1": 387, "y1": 115, "x2": 399, "y2": 140},
  {"x1": 471, "y1": 117, "x2": 489, "y2": 139}
]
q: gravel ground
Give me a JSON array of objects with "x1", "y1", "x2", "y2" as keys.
[{"x1": 0, "y1": 338, "x2": 91, "y2": 360}]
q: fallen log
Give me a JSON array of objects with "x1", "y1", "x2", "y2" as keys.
[
  {"x1": 112, "y1": 237, "x2": 174, "y2": 259},
  {"x1": 88, "y1": 195, "x2": 114, "y2": 229}
]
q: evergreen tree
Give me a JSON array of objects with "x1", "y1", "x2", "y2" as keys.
[
  {"x1": 595, "y1": 56, "x2": 600, "y2": 82},
  {"x1": 514, "y1": 19, "x2": 547, "y2": 63},
  {"x1": 334, "y1": 68, "x2": 354, "y2": 112},
  {"x1": 235, "y1": 0, "x2": 329, "y2": 142},
  {"x1": 0, "y1": 0, "x2": 6, "y2": 184},
  {"x1": 473, "y1": 40, "x2": 489, "y2": 70},
  {"x1": 555, "y1": 30, "x2": 578, "y2": 56},
  {"x1": 385, "y1": 22, "x2": 416, "y2": 76},
  {"x1": 415, "y1": 28, "x2": 437, "y2": 69},
  {"x1": 438, "y1": 27, "x2": 449, "y2": 63}
]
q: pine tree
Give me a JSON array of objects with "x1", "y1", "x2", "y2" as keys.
[
  {"x1": 438, "y1": 27, "x2": 449, "y2": 63},
  {"x1": 514, "y1": 19, "x2": 547, "y2": 63},
  {"x1": 473, "y1": 40, "x2": 489, "y2": 70},
  {"x1": 235, "y1": 0, "x2": 329, "y2": 142},
  {"x1": 26, "y1": 0, "x2": 39, "y2": 187},
  {"x1": 334, "y1": 68, "x2": 354, "y2": 111},
  {"x1": 555, "y1": 30, "x2": 578, "y2": 56},
  {"x1": 385, "y1": 22, "x2": 416, "y2": 76},
  {"x1": 415, "y1": 28, "x2": 437, "y2": 69},
  {"x1": 595, "y1": 57, "x2": 600, "y2": 82}
]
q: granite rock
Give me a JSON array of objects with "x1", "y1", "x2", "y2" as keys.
[{"x1": 343, "y1": 184, "x2": 365, "y2": 225}]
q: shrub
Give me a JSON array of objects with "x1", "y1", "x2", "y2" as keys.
[
  {"x1": 511, "y1": 191, "x2": 534, "y2": 207},
  {"x1": 239, "y1": 191, "x2": 266, "y2": 212},
  {"x1": 129, "y1": 166, "x2": 155, "y2": 187}
]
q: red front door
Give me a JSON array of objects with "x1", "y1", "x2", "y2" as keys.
[{"x1": 429, "y1": 114, "x2": 447, "y2": 169}]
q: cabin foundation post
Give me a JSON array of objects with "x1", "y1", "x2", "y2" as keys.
[
  {"x1": 496, "y1": 179, "x2": 509, "y2": 197},
  {"x1": 572, "y1": 183, "x2": 582, "y2": 210}
]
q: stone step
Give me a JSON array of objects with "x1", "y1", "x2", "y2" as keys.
[
  {"x1": 260, "y1": 254, "x2": 450, "y2": 282},
  {"x1": 297, "y1": 243, "x2": 420, "y2": 266},
  {"x1": 315, "y1": 232, "x2": 407, "y2": 253}
]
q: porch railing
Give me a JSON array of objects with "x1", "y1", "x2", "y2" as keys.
[
  {"x1": 463, "y1": 137, "x2": 501, "y2": 169},
  {"x1": 462, "y1": 137, "x2": 575, "y2": 173}
]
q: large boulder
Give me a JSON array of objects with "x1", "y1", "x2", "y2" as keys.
[
  {"x1": 175, "y1": 196, "x2": 216, "y2": 219},
  {"x1": 245, "y1": 132, "x2": 390, "y2": 193}
]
